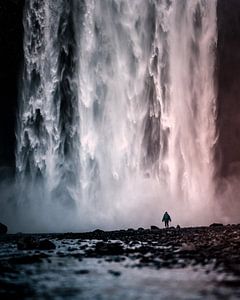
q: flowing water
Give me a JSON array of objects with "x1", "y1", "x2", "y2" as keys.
[{"x1": 15, "y1": 0, "x2": 218, "y2": 232}]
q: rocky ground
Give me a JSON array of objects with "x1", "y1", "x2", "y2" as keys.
[{"x1": 1, "y1": 224, "x2": 240, "y2": 299}]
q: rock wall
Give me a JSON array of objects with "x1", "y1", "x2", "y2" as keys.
[
  {"x1": 217, "y1": 0, "x2": 240, "y2": 176},
  {"x1": 0, "y1": 0, "x2": 25, "y2": 170}
]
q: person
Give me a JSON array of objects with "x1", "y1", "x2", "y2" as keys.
[{"x1": 162, "y1": 211, "x2": 171, "y2": 228}]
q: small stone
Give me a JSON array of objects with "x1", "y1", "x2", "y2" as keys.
[
  {"x1": 179, "y1": 243, "x2": 196, "y2": 252},
  {"x1": 75, "y1": 269, "x2": 89, "y2": 275},
  {"x1": 108, "y1": 270, "x2": 121, "y2": 276}
]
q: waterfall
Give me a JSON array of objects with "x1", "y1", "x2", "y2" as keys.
[{"x1": 16, "y1": 0, "x2": 217, "y2": 231}]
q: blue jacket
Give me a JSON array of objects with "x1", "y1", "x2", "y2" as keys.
[{"x1": 162, "y1": 212, "x2": 171, "y2": 222}]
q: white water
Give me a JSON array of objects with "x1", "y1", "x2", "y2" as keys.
[{"x1": 15, "y1": 0, "x2": 218, "y2": 232}]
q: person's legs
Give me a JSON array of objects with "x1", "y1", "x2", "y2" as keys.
[{"x1": 166, "y1": 221, "x2": 169, "y2": 228}]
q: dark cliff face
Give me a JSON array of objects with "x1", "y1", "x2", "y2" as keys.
[
  {"x1": 0, "y1": 0, "x2": 240, "y2": 178},
  {"x1": 0, "y1": 0, "x2": 25, "y2": 169},
  {"x1": 217, "y1": 0, "x2": 240, "y2": 176}
]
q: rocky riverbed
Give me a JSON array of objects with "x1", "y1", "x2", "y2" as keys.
[{"x1": 1, "y1": 224, "x2": 240, "y2": 299}]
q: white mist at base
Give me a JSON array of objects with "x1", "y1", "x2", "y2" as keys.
[{"x1": 12, "y1": 0, "x2": 219, "y2": 233}]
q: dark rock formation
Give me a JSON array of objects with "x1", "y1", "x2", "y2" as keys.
[
  {"x1": 94, "y1": 242, "x2": 124, "y2": 256},
  {"x1": 38, "y1": 239, "x2": 56, "y2": 250},
  {"x1": 150, "y1": 225, "x2": 160, "y2": 231},
  {"x1": 17, "y1": 237, "x2": 39, "y2": 250},
  {"x1": 1, "y1": 224, "x2": 240, "y2": 300},
  {"x1": 209, "y1": 223, "x2": 224, "y2": 227},
  {"x1": 217, "y1": 0, "x2": 240, "y2": 176},
  {"x1": 0, "y1": 222, "x2": 7, "y2": 234},
  {"x1": 17, "y1": 237, "x2": 55, "y2": 250},
  {"x1": 0, "y1": 0, "x2": 25, "y2": 168}
]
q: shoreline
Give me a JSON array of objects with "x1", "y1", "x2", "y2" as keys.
[{"x1": 1, "y1": 223, "x2": 240, "y2": 298}]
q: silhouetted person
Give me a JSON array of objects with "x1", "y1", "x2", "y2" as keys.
[{"x1": 162, "y1": 211, "x2": 171, "y2": 228}]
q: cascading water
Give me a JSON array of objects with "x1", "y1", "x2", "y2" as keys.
[{"x1": 15, "y1": 0, "x2": 218, "y2": 231}]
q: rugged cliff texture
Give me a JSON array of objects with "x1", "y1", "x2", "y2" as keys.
[
  {"x1": 217, "y1": 0, "x2": 240, "y2": 176},
  {"x1": 0, "y1": 0, "x2": 25, "y2": 169}
]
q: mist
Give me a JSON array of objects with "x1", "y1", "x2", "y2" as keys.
[{"x1": 1, "y1": 0, "x2": 240, "y2": 233}]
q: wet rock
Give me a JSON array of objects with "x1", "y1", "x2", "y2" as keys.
[
  {"x1": 113, "y1": 256, "x2": 126, "y2": 262},
  {"x1": 138, "y1": 245, "x2": 152, "y2": 254},
  {"x1": 139, "y1": 256, "x2": 154, "y2": 264},
  {"x1": 17, "y1": 237, "x2": 39, "y2": 250},
  {"x1": 0, "y1": 222, "x2": 8, "y2": 234},
  {"x1": 17, "y1": 237, "x2": 55, "y2": 250},
  {"x1": 210, "y1": 223, "x2": 224, "y2": 227},
  {"x1": 225, "y1": 263, "x2": 240, "y2": 276},
  {"x1": 222, "y1": 279, "x2": 240, "y2": 287},
  {"x1": 75, "y1": 269, "x2": 89, "y2": 275},
  {"x1": 38, "y1": 239, "x2": 56, "y2": 250},
  {"x1": 176, "y1": 225, "x2": 181, "y2": 230},
  {"x1": 150, "y1": 225, "x2": 160, "y2": 231},
  {"x1": 0, "y1": 261, "x2": 17, "y2": 273},
  {"x1": 2, "y1": 224, "x2": 240, "y2": 278},
  {"x1": 93, "y1": 229, "x2": 105, "y2": 234},
  {"x1": 8, "y1": 255, "x2": 45, "y2": 264},
  {"x1": 179, "y1": 243, "x2": 196, "y2": 252},
  {"x1": 68, "y1": 247, "x2": 78, "y2": 252},
  {"x1": 137, "y1": 227, "x2": 144, "y2": 232},
  {"x1": 95, "y1": 242, "x2": 124, "y2": 255},
  {"x1": 108, "y1": 270, "x2": 121, "y2": 276},
  {"x1": 129, "y1": 241, "x2": 140, "y2": 246}
]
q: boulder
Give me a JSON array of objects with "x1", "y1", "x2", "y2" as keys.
[
  {"x1": 150, "y1": 225, "x2": 160, "y2": 231},
  {"x1": 38, "y1": 239, "x2": 56, "y2": 250},
  {"x1": 17, "y1": 237, "x2": 56, "y2": 250},
  {"x1": 17, "y1": 237, "x2": 38, "y2": 250},
  {"x1": 210, "y1": 223, "x2": 224, "y2": 227},
  {"x1": 95, "y1": 242, "x2": 124, "y2": 255},
  {"x1": 0, "y1": 222, "x2": 7, "y2": 234},
  {"x1": 93, "y1": 229, "x2": 105, "y2": 234}
]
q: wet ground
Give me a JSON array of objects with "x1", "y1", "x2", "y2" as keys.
[{"x1": 1, "y1": 225, "x2": 240, "y2": 299}]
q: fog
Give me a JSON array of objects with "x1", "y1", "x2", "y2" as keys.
[{"x1": 2, "y1": 0, "x2": 238, "y2": 233}]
